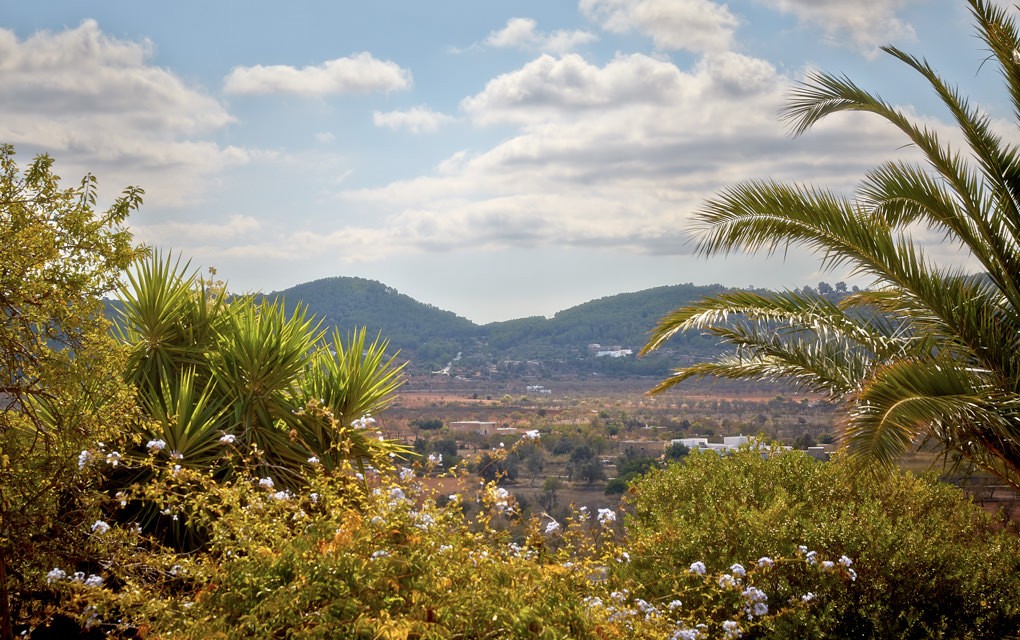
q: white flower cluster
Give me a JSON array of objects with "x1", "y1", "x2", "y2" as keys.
[
  {"x1": 689, "y1": 560, "x2": 706, "y2": 575},
  {"x1": 219, "y1": 434, "x2": 236, "y2": 444},
  {"x1": 352, "y1": 414, "x2": 376, "y2": 429},
  {"x1": 90, "y1": 520, "x2": 110, "y2": 535},
  {"x1": 46, "y1": 569, "x2": 103, "y2": 587},
  {"x1": 490, "y1": 486, "x2": 511, "y2": 513},
  {"x1": 521, "y1": 429, "x2": 540, "y2": 440},
  {"x1": 741, "y1": 585, "x2": 768, "y2": 619},
  {"x1": 146, "y1": 439, "x2": 167, "y2": 453},
  {"x1": 596, "y1": 508, "x2": 616, "y2": 527},
  {"x1": 721, "y1": 620, "x2": 743, "y2": 639},
  {"x1": 78, "y1": 450, "x2": 94, "y2": 470}
]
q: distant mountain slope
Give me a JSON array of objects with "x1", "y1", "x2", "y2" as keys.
[
  {"x1": 267, "y1": 277, "x2": 727, "y2": 374},
  {"x1": 263, "y1": 277, "x2": 480, "y2": 367}
]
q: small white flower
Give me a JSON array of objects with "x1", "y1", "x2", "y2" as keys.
[
  {"x1": 757, "y1": 556, "x2": 774, "y2": 568},
  {"x1": 821, "y1": 560, "x2": 834, "y2": 571},
  {"x1": 797, "y1": 544, "x2": 808, "y2": 554},
  {"x1": 352, "y1": 415, "x2": 376, "y2": 429},
  {"x1": 219, "y1": 434, "x2": 236, "y2": 444},
  {"x1": 838, "y1": 555, "x2": 853, "y2": 567},
  {"x1": 847, "y1": 568, "x2": 858, "y2": 582},
  {"x1": 597, "y1": 508, "x2": 616, "y2": 527},
  {"x1": 427, "y1": 452, "x2": 443, "y2": 465},
  {"x1": 259, "y1": 477, "x2": 274, "y2": 489},
  {"x1": 105, "y1": 451, "x2": 121, "y2": 467},
  {"x1": 689, "y1": 561, "x2": 707, "y2": 575},
  {"x1": 77, "y1": 450, "x2": 93, "y2": 470},
  {"x1": 72, "y1": 571, "x2": 86, "y2": 583},
  {"x1": 90, "y1": 520, "x2": 110, "y2": 535},
  {"x1": 617, "y1": 551, "x2": 631, "y2": 563},
  {"x1": 309, "y1": 492, "x2": 320, "y2": 503},
  {"x1": 170, "y1": 451, "x2": 183, "y2": 460},
  {"x1": 805, "y1": 550, "x2": 817, "y2": 565},
  {"x1": 721, "y1": 620, "x2": 742, "y2": 639},
  {"x1": 45, "y1": 568, "x2": 67, "y2": 583},
  {"x1": 668, "y1": 599, "x2": 683, "y2": 610},
  {"x1": 718, "y1": 574, "x2": 737, "y2": 588},
  {"x1": 146, "y1": 439, "x2": 166, "y2": 452},
  {"x1": 389, "y1": 487, "x2": 406, "y2": 502},
  {"x1": 84, "y1": 574, "x2": 104, "y2": 588},
  {"x1": 398, "y1": 467, "x2": 414, "y2": 482},
  {"x1": 544, "y1": 519, "x2": 560, "y2": 535},
  {"x1": 801, "y1": 592, "x2": 816, "y2": 603},
  {"x1": 307, "y1": 456, "x2": 320, "y2": 465},
  {"x1": 371, "y1": 550, "x2": 389, "y2": 559},
  {"x1": 171, "y1": 464, "x2": 182, "y2": 475},
  {"x1": 271, "y1": 490, "x2": 291, "y2": 501},
  {"x1": 730, "y1": 563, "x2": 746, "y2": 577},
  {"x1": 522, "y1": 430, "x2": 540, "y2": 440}
]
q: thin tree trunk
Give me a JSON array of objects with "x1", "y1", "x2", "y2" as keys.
[{"x1": 0, "y1": 548, "x2": 12, "y2": 640}]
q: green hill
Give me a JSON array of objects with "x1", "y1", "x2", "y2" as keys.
[{"x1": 265, "y1": 278, "x2": 727, "y2": 376}]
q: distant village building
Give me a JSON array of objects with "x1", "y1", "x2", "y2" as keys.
[
  {"x1": 449, "y1": 421, "x2": 498, "y2": 435},
  {"x1": 671, "y1": 435, "x2": 752, "y2": 454},
  {"x1": 596, "y1": 349, "x2": 633, "y2": 358}
]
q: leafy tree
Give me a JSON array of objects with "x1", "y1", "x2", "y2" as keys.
[
  {"x1": 642, "y1": 0, "x2": 1020, "y2": 489},
  {"x1": 664, "y1": 441, "x2": 690, "y2": 461},
  {"x1": 412, "y1": 417, "x2": 444, "y2": 431},
  {"x1": 566, "y1": 445, "x2": 606, "y2": 485},
  {"x1": 0, "y1": 146, "x2": 144, "y2": 639}
]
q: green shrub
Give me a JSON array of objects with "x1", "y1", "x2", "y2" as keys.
[
  {"x1": 628, "y1": 446, "x2": 1020, "y2": 639},
  {"x1": 33, "y1": 439, "x2": 861, "y2": 639}
]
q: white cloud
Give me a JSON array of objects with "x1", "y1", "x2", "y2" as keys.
[
  {"x1": 223, "y1": 52, "x2": 412, "y2": 96},
  {"x1": 135, "y1": 214, "x2": 263, "y2": 244},
  {"x1": 0, "y1": 20, "x2": 243, "y2": 206},
  {"x1": 485, "y1": 17, "x2": 598, "y2": 54},
  {"x1": 579, "y1": 0, "x2": 739, "y2": 53},
  {"x1": 461, "y1": 51, "x2": 779, "y2": 125},
  {"x1": 342, "y1": 51, "x2": 911, "y2": 258},
  {"x1": 757, "y1": 0, "x2": 918, "y2": 55},
  {"x1": 373, "y1": 107, "x2": 455, "y2": 134}
]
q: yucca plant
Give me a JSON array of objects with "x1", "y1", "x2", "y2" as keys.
[
  {"x1": 294, "y1": 328, "x2": 411, "y2": 473},
  {"x1": 642, "y1": 0, "x2": 1020, "y2": 490},
  {"x1": 113, "y1": 251, "x2": 228, "y2": 397},
  {"x1": 114, "y1": 252, "x2": 408, "y2": 488}
]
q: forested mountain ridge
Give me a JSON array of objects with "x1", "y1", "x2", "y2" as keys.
[{"x1": 263, "y1": 277, "x2": 729, "y2": 375}]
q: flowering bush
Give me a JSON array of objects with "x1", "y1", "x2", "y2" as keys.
[
  {"x1": 627, "y1": 446, "x2": 1020, "y2": 639},
  {"x1": 21, "y1": 441, "x2": 869, "y2": 639}
]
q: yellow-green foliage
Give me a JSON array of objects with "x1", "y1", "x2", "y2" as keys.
[
  {"x1": 32, "y1": 435, "x2": 863, "y2": 639},
  {"x1": 628, "y1": 447, "x2": 1020, "y2": 639}
]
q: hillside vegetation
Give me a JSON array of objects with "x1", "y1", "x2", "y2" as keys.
[{"x1": 264, "y1": 277, "x2": 728, "y2": 374}]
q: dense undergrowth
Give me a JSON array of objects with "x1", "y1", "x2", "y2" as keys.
[{"x1": 18, "y1": 440, "x2": 1020, "y2": 640}]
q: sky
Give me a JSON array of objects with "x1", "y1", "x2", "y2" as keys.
[{"x1": 1, "y1": 1, "x2": 1013, "y2": 323}]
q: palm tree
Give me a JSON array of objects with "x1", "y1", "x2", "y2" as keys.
[{"x1": 641, "y1": 0, "x2": 1020, "y2": 490}]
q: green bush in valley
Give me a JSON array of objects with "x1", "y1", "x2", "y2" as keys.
[{"x1": 627, "y1": 447, "x2": 1020, "y2": 639}]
